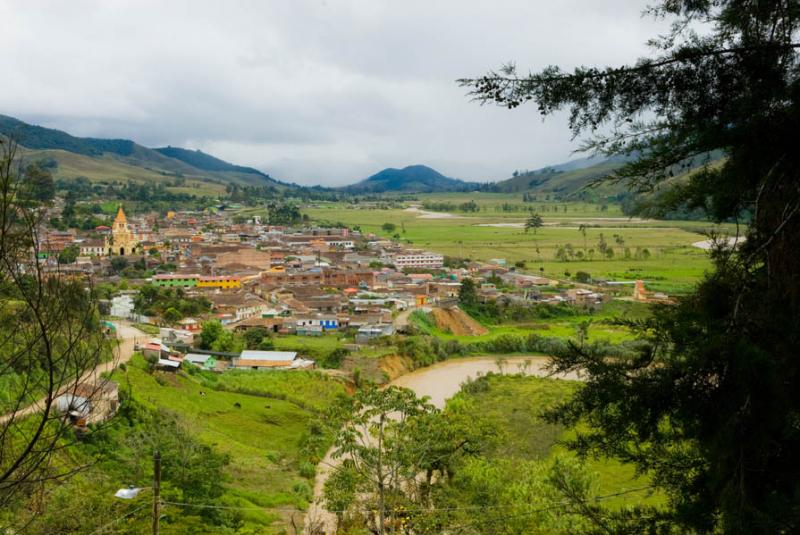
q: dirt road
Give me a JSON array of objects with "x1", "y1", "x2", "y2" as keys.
[{"x1": 0, "y1": 321, "x2": 147, "y2": 425}]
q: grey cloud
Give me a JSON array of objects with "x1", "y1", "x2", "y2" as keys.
[{"x1": 0, "y1": 0, "x2": 668, "y2": 186}]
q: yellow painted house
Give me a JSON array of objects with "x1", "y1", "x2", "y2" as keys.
[{"x1": 197, "y1": 276, "x2": 241, "y2": 289}]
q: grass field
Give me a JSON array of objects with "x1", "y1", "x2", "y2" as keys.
[
  {"x1": 303, "y1": 195, "x2": 733, "y2": 293},
  {"x1": 111, "y1": 355, "x2": 346, "y2": 532},
  {"x1": 449, "y1": 373, "x2": 662, "y2": 509}
]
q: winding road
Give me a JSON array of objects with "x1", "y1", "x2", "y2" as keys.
[
  {"x1": 0, "y1": 321, "x2": 147, "y2": 425},
  {"x1": 304, "y1": 356, "x2": 581, "y2": 534}
]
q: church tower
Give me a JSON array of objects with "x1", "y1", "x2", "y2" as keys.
[{"x1": 109, "y1": 205, "x2": 139, "y2": 256}]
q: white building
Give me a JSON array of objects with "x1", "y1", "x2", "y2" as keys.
[
  {"x1": 385, "y1": 250, "x2": 444, "y2": 269},
  {"x1": 110, "y1": 294, "x2": 135, "y2": 318},
  {"x1": 79, "y1": 239, "x2": 107, "y2": 257},
  {"x1": 232, "y1": 350, "x2": 314, "y2": 370}
]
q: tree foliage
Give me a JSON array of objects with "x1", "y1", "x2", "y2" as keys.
[
  {"x1": 524, "y1": 212, "x2": 543, "y2": 233},
  {"x1": 0, "y1": 139, "x2": 110, "y2": 512},
  {"x1": 462, "y1": 1, "x2": 800, "y2": 531}
]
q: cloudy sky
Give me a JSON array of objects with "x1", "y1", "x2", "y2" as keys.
[{"x1": 1, "y1": 1, "x2": 667, "y2": 186}]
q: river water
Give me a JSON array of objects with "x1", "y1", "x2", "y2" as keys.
[
  {"x1": 391, "y1": 356, "x2": 581, "y2": 408},
  {"x1": 305, "y1": 355, "x2": 582, "y2": 533}
]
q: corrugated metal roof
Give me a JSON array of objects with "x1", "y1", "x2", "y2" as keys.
[
  {"x1": 185, "y1": 353, "x2": 213, "y2": 363},
  {"x1": 235, "y1": 359, "x2": 294, "y2": 368},
  {"x1": 239, "y1": 350, "x2": 297, "y2": 361}
]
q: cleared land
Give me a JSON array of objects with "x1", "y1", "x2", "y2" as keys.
[{"x1": 431, "y1": 307, "x2": 489, "y2": 335}]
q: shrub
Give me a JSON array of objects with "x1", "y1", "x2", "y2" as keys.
[
  {"x1": 574, "y1": 271, "x2": 591, "y2": 283},
  {"x1": 299, "y1": 461, "x2": 316, "y2": 479}
]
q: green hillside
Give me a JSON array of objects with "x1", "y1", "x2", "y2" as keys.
[
  {"x1": 344, "y1": 164, "x2": 478, "y2": 193},
  {"x1": 21, "y1": 147, "x2": 226, "y2": 195},
  {"x1": 155, "y1": 146, "x2": 286, "y2": 186},
  {"x1": 0, "y1": 114, "x2": 286, "y2": 191},
  {"x1": 492, "y1": 159, "x2": 625, "y2": 195}
]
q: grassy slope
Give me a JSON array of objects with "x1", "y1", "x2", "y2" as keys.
[
  {"x1": 450, "y1": 374, "x2": 662, "y2": 508},
  {"x1": 21, "y1": 145, "x2": 282, "y2": 195},
  {"x1": 493, "y1": 160, "x2": 622, "y2": 193},
  {"x1": 23, "y1": 147, "x2": 228, "y2": 196},
  {"x1": 112, "y1": 356, "x2": 345, "y2": 531}
]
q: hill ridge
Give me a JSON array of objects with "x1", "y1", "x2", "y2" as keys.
[
  {"x1": 0, "y1": 114, "x2": 285, "y2": 189},
  {"x1": 344, "y1": 164, "x2": 478, "y2": 193}
]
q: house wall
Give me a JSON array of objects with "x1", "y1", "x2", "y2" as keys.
[
  {"x1": 198, "y1": 277, "x2": 242, "y2": 289},
  {"x1": 153, "y1": 276, "x2": 198, "y2": 287}
]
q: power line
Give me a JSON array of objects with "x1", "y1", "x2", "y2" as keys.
[
  {"x1": 90, "y1": 504, "x2": 149, "y2": 535},
  {"x1": 161, "y1": 485, "x2": 654, "y2": 516}
]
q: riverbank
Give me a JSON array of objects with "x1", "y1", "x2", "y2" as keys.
[{"x1": 305, "y1": 354, "x2": 575, "y2": 533}]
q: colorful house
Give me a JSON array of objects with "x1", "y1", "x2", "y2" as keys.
[
  {"x1": 197, "y1": 276, "x2": 241, "y2": 289},
  {"x1": 152, "y1": 274, "x2": 199, "y2": 287},
  {"x1": 184, "y1": 353, "x2": 217, "y2": 370}
]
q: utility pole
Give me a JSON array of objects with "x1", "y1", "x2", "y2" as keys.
[{"x1": 152, "y1": 450, "x2": 161, "y2": 535}]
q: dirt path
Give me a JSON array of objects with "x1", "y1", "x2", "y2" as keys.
[
  {"x1": 393, "y1": 308, "x2": 413, "y2": 330},
  {"x1": 431, "y1": 307, "x2": 488, "y2": 336},
  {"x1": 403, "y1": 206, "x2": 460, "y2": 219},
  {"x1": 304, "y1": 356, "x2": 579, "y2": 533},
  {"x1": 0, "y1": 321, "x2": 147, "y2": 425}
]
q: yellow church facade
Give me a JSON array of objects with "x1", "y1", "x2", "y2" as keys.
[{"x1": 107, "y1": 205, "x2": 140, "y2": 256}]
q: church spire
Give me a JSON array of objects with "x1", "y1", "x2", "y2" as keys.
[{"x1": 114, "y1": 204, "x2": 127, "y2": 225}]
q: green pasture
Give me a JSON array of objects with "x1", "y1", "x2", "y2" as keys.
[
  {"x1": 305, "y1": 202, "x2": 724, "y2": 293},
  {"x1": 413, "y1": 300, "x2": 650, "y2": 345},
  {"x1": 450, "y1": 373, "x2": 663, "y2": 509},
  {"x1": 112, "y1": 356, "x2": 345, "y2": 532}
]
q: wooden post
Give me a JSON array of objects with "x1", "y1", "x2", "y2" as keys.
[{"x1": 153, "y1": 450, "x2": 161, "y2": 535}]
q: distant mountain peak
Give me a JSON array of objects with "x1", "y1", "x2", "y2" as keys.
[{"x1": 344, "y1": 164, "x2": 477, "y2": 193}]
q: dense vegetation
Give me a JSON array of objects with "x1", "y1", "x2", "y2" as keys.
[
  {"x1": 323, "y1": 374, "x2": 656, "y2": 533},
  {"x1": 2, "y1": 354, "x2": 347, "y2": 533},
  {"x1": 463, "y1": 0, "x2": 800, "y2": 531},
  {"x1": 0, "y1": 113, "x2": 137, "y2": 157},
  {"x1": 134, "y1": 285, "x2": 212, "y2": 322}
]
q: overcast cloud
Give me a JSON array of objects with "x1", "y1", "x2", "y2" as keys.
[{"x1": 0, "y1": 1, "x2": 668, "y2": 186}]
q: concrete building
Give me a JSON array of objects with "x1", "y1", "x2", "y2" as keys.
[{"x1": 385, "y1": 250, "x2": 444, "y2": 269}]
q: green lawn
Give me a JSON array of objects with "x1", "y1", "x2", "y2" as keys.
[
  {"x1": 412, "y1": 300, "x2": 651, "y2": 346},
  {"x1": 272, "y1": 333, "x2": 349, "y2": 357}
]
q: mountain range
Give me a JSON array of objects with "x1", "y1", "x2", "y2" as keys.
[
  {"x1": 0, "y1": 114, "x2": 640, "y2": 196},
  {"x1": 0, "y1": 114, "x2": 288, "y2": 192}
]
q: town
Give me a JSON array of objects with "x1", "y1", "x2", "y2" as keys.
[
  {"x1": 41, "y1": 203, "x2": 663, "y2": 376},
  {"x1": 3, "y1": 0, "x2": 791, "y2": 532}
]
